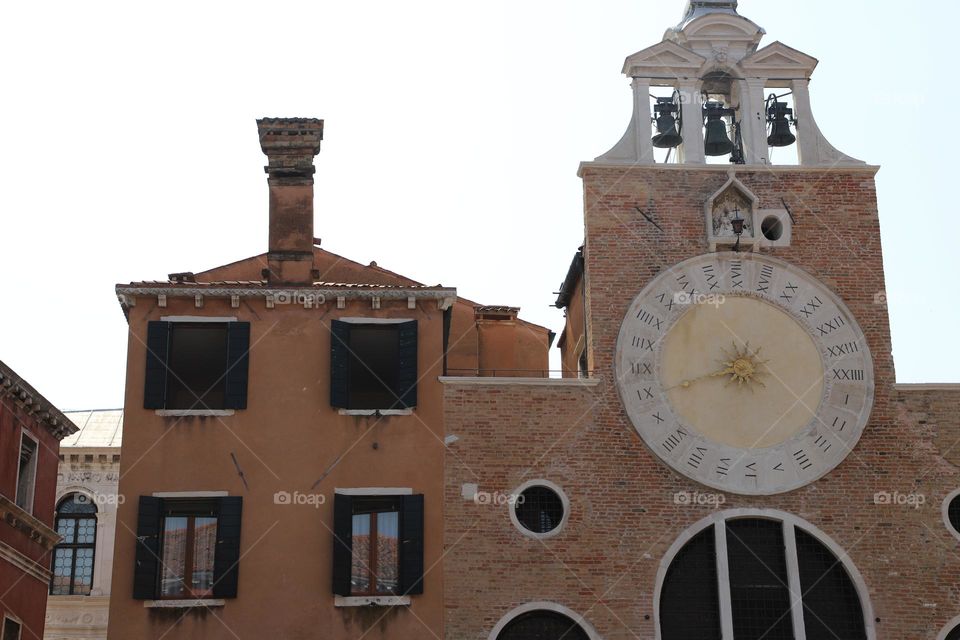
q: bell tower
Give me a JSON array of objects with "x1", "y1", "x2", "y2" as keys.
[{"x1": 597, "y1": 0, "x2": 861, "y2": 167}]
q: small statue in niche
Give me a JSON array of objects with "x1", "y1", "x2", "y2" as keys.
[{"x1": 712, "y1": 189, "x2": 753, "y2": 238}]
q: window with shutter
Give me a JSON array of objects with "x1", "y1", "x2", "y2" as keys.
[
  {"x1": 133, "y1": 496, "x2": 242, "y2": 600},
  {"x1": 329, "y1": 320, "x2": 418, "y2": 410},
  {"x1": 143, "y1": 321, "x2": 250, "y2": 411},
  {"x1": 332, "y1": 492, "x2": 424, "y2": 598}
]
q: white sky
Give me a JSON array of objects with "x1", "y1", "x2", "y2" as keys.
[{"x1": 1, "y1": 0, "x2": 957, "y2": 410}]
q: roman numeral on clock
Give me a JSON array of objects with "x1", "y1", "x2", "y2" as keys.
[
  {"x1": 631, "y1": 362, "x2": 653, "y2": 376},
  {"x1": 730, "y1": 261, "x2": 744, "y2": 289},
  {"x1": 827, "y1": 341, "x2": 859, "y2": 358},
  {"x1": 702, "y1": 265, "x2": 719, "y2": 290},
  {"x1": 632, "y1": 336, "x2": 655, "y2": 352},
  {"x1": 717, "y1": 458, "x2": 731, "y2": 476},
  {"x1": 814, "y1": 434, "x2": 832, "y2": 452},
  {"x1": 757, "y1": 265, "x2": 774, "y2": 293},
  {"x1": 745, "y1": 462, "x2": 758, "y2": 480},
  {"x1": 794, "y1": 449, "x2": 813, "y2": 471},
  {"x1": 656, "y1": 292, "x2": 675, "y2": 311},
  {"x1": 799, "y1": 296, "x2": 823, "y2": 318},
  {"x1": 637, "y1": 387, "x2": 654, "y2": 401},
  {"x1": 636, "y1": 309, "x2": 663, "y2": 331},
  {"x1": 662, "y1": 428, "x2": 687, "y2": 453},
  {"x1": 832, "y1": 416, "x2": 847, "y2": 432},
  {"x1": 780, "y1": 282, "x2": 799, "y2": 302},
  {"x1": 688, "y1": 447, "x2": 708, "y2": 469},
  {"x1": 832, "y1": 368, "x2": 864, "y2": 381},
  {"x1": 817, "y1": 315, "x2": 846, "y2": 336}
]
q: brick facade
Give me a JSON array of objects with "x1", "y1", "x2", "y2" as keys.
[{"x1": 442, "y1": 166, "x2": 960, "y2": 638}]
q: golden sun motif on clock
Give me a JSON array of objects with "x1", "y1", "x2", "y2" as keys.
[{"x1": 615, "y1": 253, "x2": 874, "y2": 496}]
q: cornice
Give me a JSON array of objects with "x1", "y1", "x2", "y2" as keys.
[
  {"x1": 0, "y1": 360, "x2": 77, "y2": 440},
  {"x1": 0, "y1": 494, "x2": 61, "y2": 550},
  {"x1": 578, "y1": 161, "x2": 881, "y2": 178}
]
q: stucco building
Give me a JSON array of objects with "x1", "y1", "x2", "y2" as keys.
[
  {"x1": 44, "y1": 410, "x2": 122, "y2": 640},
  {"x1": 0, "y1": 360, "x2": 77, "y2": 640},
  {"x1": 106, "y1": 119, "x2": 551, "y2": 639}
]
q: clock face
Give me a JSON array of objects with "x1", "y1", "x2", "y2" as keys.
[{"x1": 615, "y1": 253, "x2": 874, "y2": 495}]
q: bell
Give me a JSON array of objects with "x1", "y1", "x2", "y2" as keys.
[
  {"x1": 652, "y1": 113, "x2": 683, "y2": 148},
  {"x1": 767, "y1": 101, "x2": 796, "y2": 147},
  {"x1": 651, "y1": 98, "x2": 682, "y2": 149},
  {"x1": 704, "y1": 118, "x2": 734, "y2": 156}
]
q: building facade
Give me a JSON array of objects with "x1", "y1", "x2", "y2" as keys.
[
  {"x1": 106, "y1": 119, "x2": 551, "y2": 639},
  {"x1": 44, "y1": 410, "x2": 122, "y2": 640},
  {"x1": 443, "y1": 1, "x2": 960, "y2": 639},
  {"x1": 0, "y1": 360, "x2": 77, "y2": 640}
]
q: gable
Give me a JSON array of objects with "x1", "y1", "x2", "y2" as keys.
[
  {"x1": 740, "y1": 41, "x2": 818, "y2": 77},
  {"x1": 622, "y1": 40, "x2": 706, "y2": 76}
]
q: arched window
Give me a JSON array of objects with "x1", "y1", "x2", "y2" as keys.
[
  {"x1": 51, "y1": 494, "x2": 97, "y2": 595},
  {"x1": 944, "y1": 625, "x2": 960, "y2": 640},
  {"x1": 658, "y1": 512, "x2": 871, "y2": 640},
  {"x1": 497, "y1": 610, "x2": 589, "y2": 640}
]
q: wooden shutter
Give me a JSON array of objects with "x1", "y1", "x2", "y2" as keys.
[
  {"x1": 331, "y1": 493, "x2": 353, "y2": 596},
  {"x1": 143, "y1": 321, "x2": 171, "y2": 409},
  {"x1": 213, "y1": 496, "x2": 243, "y2": 598},
  {"x1": 395, "y1": 321, "x2": 418, "y2": 409},
  {"x1": 398, "y1": 494, "x2": 424, "y2": 595},
  {"x1": 330, "y1": 320, "x2": 351, "y2": 408},
  {"x1": 133, "y1": 496, "x2": 162, "y2": 599},
  {"x1": 224, "y1": 322, "x2": 251, "y2": 410}
]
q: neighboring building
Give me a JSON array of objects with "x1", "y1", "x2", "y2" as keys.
[
  {"x1": 443, "y1": 1, "x2": 960, "y2": 639},
  {"x1": 0, "y1": 360, "x2": 77, "y2": 640},
  {"x1": 44, "y1": 410, "x2": 122, "y2": 640},
  {"x1": 106, "y1": 119, "x2": 552, "y2": 639}
]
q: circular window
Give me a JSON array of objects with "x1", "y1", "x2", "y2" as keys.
[
  {"x1": 510, "y1": 481, "x2": 568, "y2": 538},
  {"x1": 942, "y1": 490, "x2": 960, "y2": 539},
  {"x1": 761, "y1": 215, "x2": 784, "y2": 241},
  {"x1": 946, "y1": 625, "x2": 960, "y2": 640}
]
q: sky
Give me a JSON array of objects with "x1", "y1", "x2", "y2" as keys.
[{"x1": 0, "y1": 0, "x2": 957, "y2": 410}]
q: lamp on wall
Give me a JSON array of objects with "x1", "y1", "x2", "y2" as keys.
[
  {"x1": 731, "y1": 207, "x2": 745, "y2": 252},
  {"x1": 766, "y1": 93, "x2": 797, "y2": 147},
  {"x1": 652, "y1": 91, "x2": 683, "y2": 149}
]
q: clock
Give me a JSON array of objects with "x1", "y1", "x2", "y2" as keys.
[{"x1": 615, "y1": 253, "x2": 874, "y2": 495}]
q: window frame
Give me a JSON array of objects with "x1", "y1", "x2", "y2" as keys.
[
  {"x1": 14, "y1": 430, "x2": 39, "y2": 515},
  {"x1": 488, "y1": 602, "x2": 600, "y2": 640},
  {"x1": 50, "y1": 493, "x2": 98, "y2": 596},
  {"x1": 654, "y1": 508, "x2": 876, "y2": 640},
  {"x1": 157, "y1": 500, "x2": 221, "y2": 600},
  {"x1": 509, "y1": 479, "x2": 570, "y2": 540},
  {"x1": 330, "y1": 318, "x2": 418, "y2": 412},
  {"x1": 143, "y1": 317, "x2": 250, "y2": 415},
  {"x1": 1, "y1": 615, "x2": 22, "y2": 640},
  {"x1": 941, "y1": 487, "x2": 960, "y2": 541},
  {"x1": 937, "y1": 615, "x2": 960, "y2": 640},
  {"x1": 349, "y1": 498, "x2": 401, "y2": 597}
]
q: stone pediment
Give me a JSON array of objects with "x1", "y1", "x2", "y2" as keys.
[
  {"x1": 622, "y1": 40, "x2": 706, "y2": 77},
  {"x1": 740, "y1": 41, "x2": 818, "y2": 78},
  {"x1": 678, "y1": 13, "x2": 764, "y2": 44}
]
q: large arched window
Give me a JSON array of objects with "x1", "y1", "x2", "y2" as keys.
[
  {"x1": 657, "y1": 511, "x2": 873, "y2": 640},
  {"x1": 51, "y1": 494, "x2": 97, "y2": 596},
  {"x1": 497, "y1": 610, "x2": 590, "y2": 640}
]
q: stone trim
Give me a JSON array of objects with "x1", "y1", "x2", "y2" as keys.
[
  {"x1": 894, "y1": 383, "x2": 960, "y2": 392},
  {"x1": 578, "y1": 161, "x2": 881, "y2": 177},
  {"x1": 0, "y1": 539, "x2": 52, "y2": 583},
  {"x1": 334, "y1": 595, "x2": 410, "y2": 607},
  {"x1": 143, "y1": 599, "x2": 225, "y2": 609},
  {"x1": 438, "y1": 377, "x2": 600, "y2": 387},
  {"x1": 0, "y1": 494, "x2": 60, "y2": 549},
  {"x1": 488, "y1": 602, "x2": 602, "y2": 640}
]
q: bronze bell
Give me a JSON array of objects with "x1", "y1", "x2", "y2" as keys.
[
  {"x1": 652, "y1": 98, "x2": 683, "y2": 149},
  {"x1": 703, "y1": 102, "x2": 734, "y2": 156},
  {"x1": 767, "y1": 100, "x2": 796, "y2": 147}
]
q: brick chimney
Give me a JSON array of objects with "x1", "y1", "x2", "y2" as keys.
[{"x1": 257, "y1": 117, "x2": 324, "y2": 285}]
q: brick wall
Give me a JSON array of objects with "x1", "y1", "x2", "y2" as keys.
[{"x1": 442, "y1": 165, "x2": 960, "y2": 639}]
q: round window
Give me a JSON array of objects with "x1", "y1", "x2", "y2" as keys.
[
  {"x1": 513, "y1": 484, "x2": 566, "y2": 536},
  {"x1": 944, "y1": 491, "x2": 960, "y2": 538},
  {"x1": 761, "y1": 215, "x2": 784, "y2": 241}
]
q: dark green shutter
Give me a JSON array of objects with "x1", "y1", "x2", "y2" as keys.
[
  {"x1": 133, "y1": 496, "x2": 162, "y2": 599},
  {"x1": 332, "y1": 494, "x2": 353, "y2": 596},
  {"x1": 399, "y1": 494, "x2": 424, "y2": 595},
  {"x1": 330, "y1": 320, "x2": 351, "y2": 408},
  {"x1": 396, "y1": 321, "x2": 418, "y2": 409},
  {"x1": 224, "y1": 323, "x2": 251, "y2": 410},
  {"x1": 213, "y1": 497, "x2": 242, "y2": 598},
  {"x1": 143, "y1": 322, "x2": 171, "y2": 409}
]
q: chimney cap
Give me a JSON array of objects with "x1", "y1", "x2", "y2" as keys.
[{"x1": 257, "y1": 117, "x2": 324, "y2": 179}]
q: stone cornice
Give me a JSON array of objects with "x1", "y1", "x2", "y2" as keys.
[
  {"x1": 0, "y1": 360, "x2": 77, "y2": 440},
  {"x1": 439, "y1": 377, "x2": 601, "y2": 388},
  {"x1": 0, "y1": 494, "x2": 61, "y2": 550},
  {"x1": 0, "y1": 539, "x2": 51, "y2": 583},
  {"x1": 578, "y1": 161, "x2": 881, "y2": 178}
]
